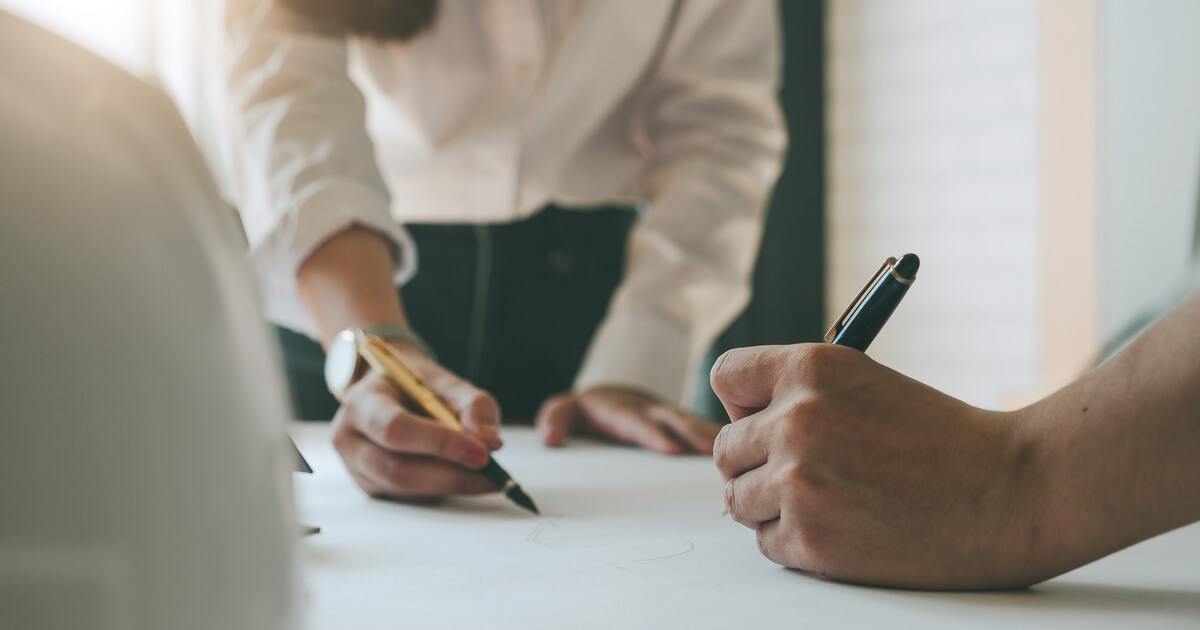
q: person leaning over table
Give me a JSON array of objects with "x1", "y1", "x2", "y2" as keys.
[
  {"x1": 219, "y1": 0, "x2": 786, "y2": 501},
  {"x1": 710, "y1": 291, "x2": 1200, "y2": 590}
]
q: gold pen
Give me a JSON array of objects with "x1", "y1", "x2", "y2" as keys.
[{"x1": 354, "y1": 330, "x2": 539, "y2": 514}]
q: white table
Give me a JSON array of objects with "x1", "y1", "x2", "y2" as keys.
[{"x1": 291, "y1": 423, "x2": 1200, "y2": 629}]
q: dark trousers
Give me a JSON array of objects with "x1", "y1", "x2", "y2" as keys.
[{"x1": 278, "y1": 205, "x2": 636, "y2": 421}]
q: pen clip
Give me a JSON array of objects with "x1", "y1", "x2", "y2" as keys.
[
  {"x1": 355, "y1": 332, "x2": 462, "y2": 429},
  {"x1": 356, "y1": 333, "x2": 427, "y2": 384},
  {"x1": 825, "y1": 257, "x2": 897, "y2": 342}
]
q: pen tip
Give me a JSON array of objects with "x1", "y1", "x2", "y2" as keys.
[{"x1": 507, "y1": 486, "x2": 539, "y2": 515}]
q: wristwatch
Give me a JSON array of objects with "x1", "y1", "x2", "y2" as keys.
[{"x1": 323, "y1": 324, "x2": 434, "y2": 400}]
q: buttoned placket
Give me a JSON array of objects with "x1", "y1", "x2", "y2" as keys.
[{"x1": 480, "y1": 0, "x2": 547, "y2": 217}]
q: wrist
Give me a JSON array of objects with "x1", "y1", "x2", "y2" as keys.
[
  {"x1": 296, "y1": 227, "x2": 409, "y2": 347},
  {"x1": 1001, "y1": 400, "x2": 1095, "y2": 585}
]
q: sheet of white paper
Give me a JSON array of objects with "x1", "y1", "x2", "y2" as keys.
[{"x1": 291, "y1": 424, "x2": 1200, "y2": 630}]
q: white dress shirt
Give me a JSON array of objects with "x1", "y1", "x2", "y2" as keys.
[{"x1": 221, "y1": 0, "x2": 786, "y2": 405}]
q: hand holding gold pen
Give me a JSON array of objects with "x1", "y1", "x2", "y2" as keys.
[{"x1": 338, "y1": 329, "x2": 539, "y2": 514}]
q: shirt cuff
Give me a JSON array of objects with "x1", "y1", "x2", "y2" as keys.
[
  {"x1": 573, "y1": 308, "x2": 695, "y2": 407},
  {"x1": 246, "y1": 181, "x2": 416, "y2": 339}
]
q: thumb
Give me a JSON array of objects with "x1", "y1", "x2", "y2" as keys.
[
  {"x1": 535, "y1": 394, "x2": 582, "y2": 447},
  {"x1": 710, "y1": 345, "x2": 794, "y2": 421}
]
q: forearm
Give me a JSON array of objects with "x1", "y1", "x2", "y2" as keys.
[
  {"x1": 223, "y1": 2, "x2": 419, "y2": 339},
  {"x1": 1028, "y1": 294, "x2": 1200, "y2": 568},
  {"x1": 296, "y1": 227, "x2": 409, "y2": 348}
]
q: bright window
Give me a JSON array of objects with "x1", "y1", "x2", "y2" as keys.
[{"x1": 0, "y1": 0, "x2": 153, "y2": 75}]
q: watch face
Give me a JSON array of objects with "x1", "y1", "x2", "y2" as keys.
[{"x1": 324, "y1": 329, "x2": 360, "y2": 397}]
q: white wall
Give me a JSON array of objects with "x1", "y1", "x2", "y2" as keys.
[
  {"x1": 828, "y1": 0, "x2": 1041, "y2": 408},
  {"x1": 1100, "y1": 0, "x2": 1200, "y2": 339}
]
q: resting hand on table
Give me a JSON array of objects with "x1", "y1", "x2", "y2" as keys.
[
  {"x1": 536, "y1": 386, "x2": 720, "y2": 455},
  {"x1": 331, "y1": 342, "x2": 504, "y2": 501},
  {"x1": 710, "y1": 343, "x2": 1050, "y2": 590}
]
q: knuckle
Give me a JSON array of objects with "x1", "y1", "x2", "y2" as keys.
[
  {"x1": 761, "y1": 514, "x2": 834, "y2": 573},
  {"x1": 776, "y1": 460, "x2": 826, "y2": 500},
  {"x1": 380, "y1": 414, "x2": 409, "y2": 447},
  {"x1": 795, "y1": 343, "x2": 858, "y2": 387},
  {"x1": 332, "y1": 399, "x2": 356, "y2": 429},
  {"x1": 331, "y1": 417, "x2": 355, "y2": 454},
  {"x1": 462, "y1": 472, "x2": 497, "y2": 495},
  {"x1": 756, "y1": 528, "x2": 772, "y2": 558},
  {"x1": 775, "y1": 410, "x2": 816, "y2": 446},
  {"x1": 434, "y1": 432, "x2": 458, "y2": 461},
  {"x1": 795, "y1": 526, "x2": 836, "y2": 572},
  {"x1": 712, "y1": 427, "x2": 728, "y2": 470},
  {"x1": 784, "y1": 343, "x2": 821, "y2": 376},
  {"x1": 381, "y1": 457, "x2": 410, "y2": 490},
  {"x1": 332, "y1": 433, "x2": 351, "y2": 457},
  {"x1": 548, "y1": 392, "x2": 573, "y2": 409},
  {"x1": 712, "y1": 425, "x2": 740, "y2": 476},
  {"x1": 785, "y1": 344, "x2": 829, "y2": 379},
  {"x1": 777, "y1": 461, "x2": 802, "y2": 488},
  {"x1": 349, "y1": 472, "x2": 383, "y2": 498},
  {"x1": 539, "y1": 395, "x2": 569, "y2": 422},
  {"x1": 466, "y1": 391, "x2": 500, "y2": 422}
]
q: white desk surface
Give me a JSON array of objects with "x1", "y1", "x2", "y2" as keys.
[{"x1": 291, "y1": 423, "x2": 1200, "y2": 629}]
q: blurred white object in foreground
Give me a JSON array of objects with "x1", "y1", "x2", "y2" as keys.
[{"x1": 0, "y1": 10, "x2": 299, "y2": 630}]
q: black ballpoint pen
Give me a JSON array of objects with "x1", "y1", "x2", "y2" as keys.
[{"x1": 826, "y1": 254, "x2": 920, "y2": 351}]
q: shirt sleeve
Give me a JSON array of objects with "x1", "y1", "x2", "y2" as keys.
[
  {"x1": 220, "y1": 0, "x2": 415, "y2": 338},
  {"x1": 573, "y1": 0, "x2": 787, "y2": 406}
]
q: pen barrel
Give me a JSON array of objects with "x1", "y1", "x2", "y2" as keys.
[
  {"x1": 478, "y1": 456, "x2": 538, "y2": 514},
  {"x1": 831, "y1": 276, "x2": 911, "y2": 351},
  {"x1": 477, "y1": 456, "x2": 514, "y2": 491}
]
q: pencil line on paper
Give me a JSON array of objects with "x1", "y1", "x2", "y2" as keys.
[
  {"x1": 627, "y1": 540, "x2": 695, "y2": 563},
  {"x1": 526, "y1": 522, "x2": 547, "y2": 542}
]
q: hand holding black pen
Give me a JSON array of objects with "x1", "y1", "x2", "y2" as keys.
[
  {"x1": 715, "y1": 253, "x2": 917, "y2": 520},
  {"x1": 712, "y1": 252, "x2": 1047, "y2": 590},
  {"x1": 717, "y1": 249, "x2": 1200, "y2": 591}
]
